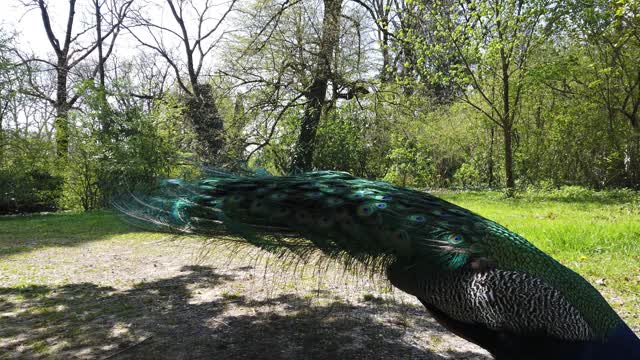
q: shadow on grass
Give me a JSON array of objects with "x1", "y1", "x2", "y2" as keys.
[
  {"x1": 0, "y1": 265, "x2": 489, "y2": 359},
  {"x1": 0, "y1": 211, "x2": 151, "y2": 258}
]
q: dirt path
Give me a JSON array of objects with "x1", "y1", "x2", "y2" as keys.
[{"x1": 0, "y1": 231, "x2": 491, "y2": 359}]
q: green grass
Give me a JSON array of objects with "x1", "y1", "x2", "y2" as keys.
[{"x1": 0, "y1": 211, "x2": 132, "y2": 256}]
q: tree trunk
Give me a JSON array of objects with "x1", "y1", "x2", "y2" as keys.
[
  {"x1": 500, "y1": 45, "x2": 515, "y2": 195},
  {"x1": 292, "y1": 80, "x2": 327, "y2": 171},
  {"x1": 627, "y1": 120, "x2": 640, "y2": 189},
  {"x1": 488, "y1": 126, "x2": 495, "y2": 188},
  {"x1": 503, "y1": 124, "x2": 515, "y2": 193},
  {"x1": 0, "y1": 105, "x2": 4, "y2": 166},
  {"x1": 54, "y1": 62, "x2": 70, "y2": 158},
  {"x1": 94, "y1": 0, "x2": 114, "y2": 139},
  {"x1": 381, "y1": 28, "x2": 390, "y2": 82},
  {"x1": 186, "y1": 83, "x2": 224, "y2": 164},
  {"x1": 291, "y1": 0, "x2": 342, "y2": 172},
  {"x1": 95, "y1": 0, "x2": 105, "y2": 88},
  {"x1": 378, "y1": 4, "x2": 391, "y2": 83}
]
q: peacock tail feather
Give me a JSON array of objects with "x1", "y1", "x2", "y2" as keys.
[{"x1": 117, "y1": 170, "x2": 624, "y2": 342}]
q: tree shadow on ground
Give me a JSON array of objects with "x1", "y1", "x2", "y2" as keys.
[{"x1": 0, "y1": 265, "x2": 490, "y2": 359}]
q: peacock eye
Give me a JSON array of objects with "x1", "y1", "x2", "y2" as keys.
[
  {"x1": 448, "y1": 234, "x2": 464, "y2": 245},
  {"x1": 357, "y1": 204, "x2": 374, "y2": 217}
]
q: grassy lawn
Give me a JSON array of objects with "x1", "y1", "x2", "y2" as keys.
[{"x1": 0, "y1": 190, "x2": 638, "y2": 359}]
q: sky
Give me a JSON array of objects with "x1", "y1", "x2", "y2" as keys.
[
  {"x1": 0, "y1": 1, "x2": 66, "y2": 55},
  {"x1": 0, "y1": 0, "x2": 234, "y2": 60}
]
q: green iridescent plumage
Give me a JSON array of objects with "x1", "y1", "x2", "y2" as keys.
[{"x1": 118, "y1": 170, "x2": 628, "y2": 346}]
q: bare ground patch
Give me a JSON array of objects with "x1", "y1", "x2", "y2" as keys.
[{"x1": 0, "y1": 231, "x2": 491, "y2": 359}]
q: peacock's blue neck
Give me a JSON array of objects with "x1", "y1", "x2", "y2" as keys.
[
  {"x1": 492, "y1": 322, "x2": 640, "y2": 360},
  {"x1": 580, "y1": 323, "x2": 640, "y2": 360}
]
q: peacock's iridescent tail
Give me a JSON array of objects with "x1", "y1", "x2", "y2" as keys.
[{"x1": 117, "y1": 170, "x2": 631, "y2": 346}]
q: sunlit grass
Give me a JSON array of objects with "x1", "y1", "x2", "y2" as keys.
[{"x1": 0, "y1": 211, "x2": 167, "y2": 256}]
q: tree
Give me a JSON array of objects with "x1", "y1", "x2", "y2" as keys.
[
  {"x1": 19, "y1": 0, "x2": 132, "y2": 158},
  {"x1": 566, "y1": 0, "x2": 640, "y2": 187},
  {"x1": 290, "y1": 0, "x2": 343, "y2": 171},
  {"x1": 127, "y1": 0, "x2": 237, "y2": 164},
  {"x1": 0, "y1": 30, "x2": 15, "y2": 132},
  {"x1": 0, "y1": 29, "x2": 16, "y2": 164},
  {"x1": 220, "y1": 0, "x2": 371, "y2": 172},
  {"x1": 408, "y1": 0, "x2": 559, "y2": 193},
  {"x1": 349, "y1": 0, "x2": 397, "y2": 82}
]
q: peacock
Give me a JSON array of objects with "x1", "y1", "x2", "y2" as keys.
[{"x1": 118, "y1": 170, "x2": 640, "y2": 360}]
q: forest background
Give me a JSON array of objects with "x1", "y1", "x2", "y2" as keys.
[{"x1": 1, "y1": 0, "x2": 639, "y2": 213}]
